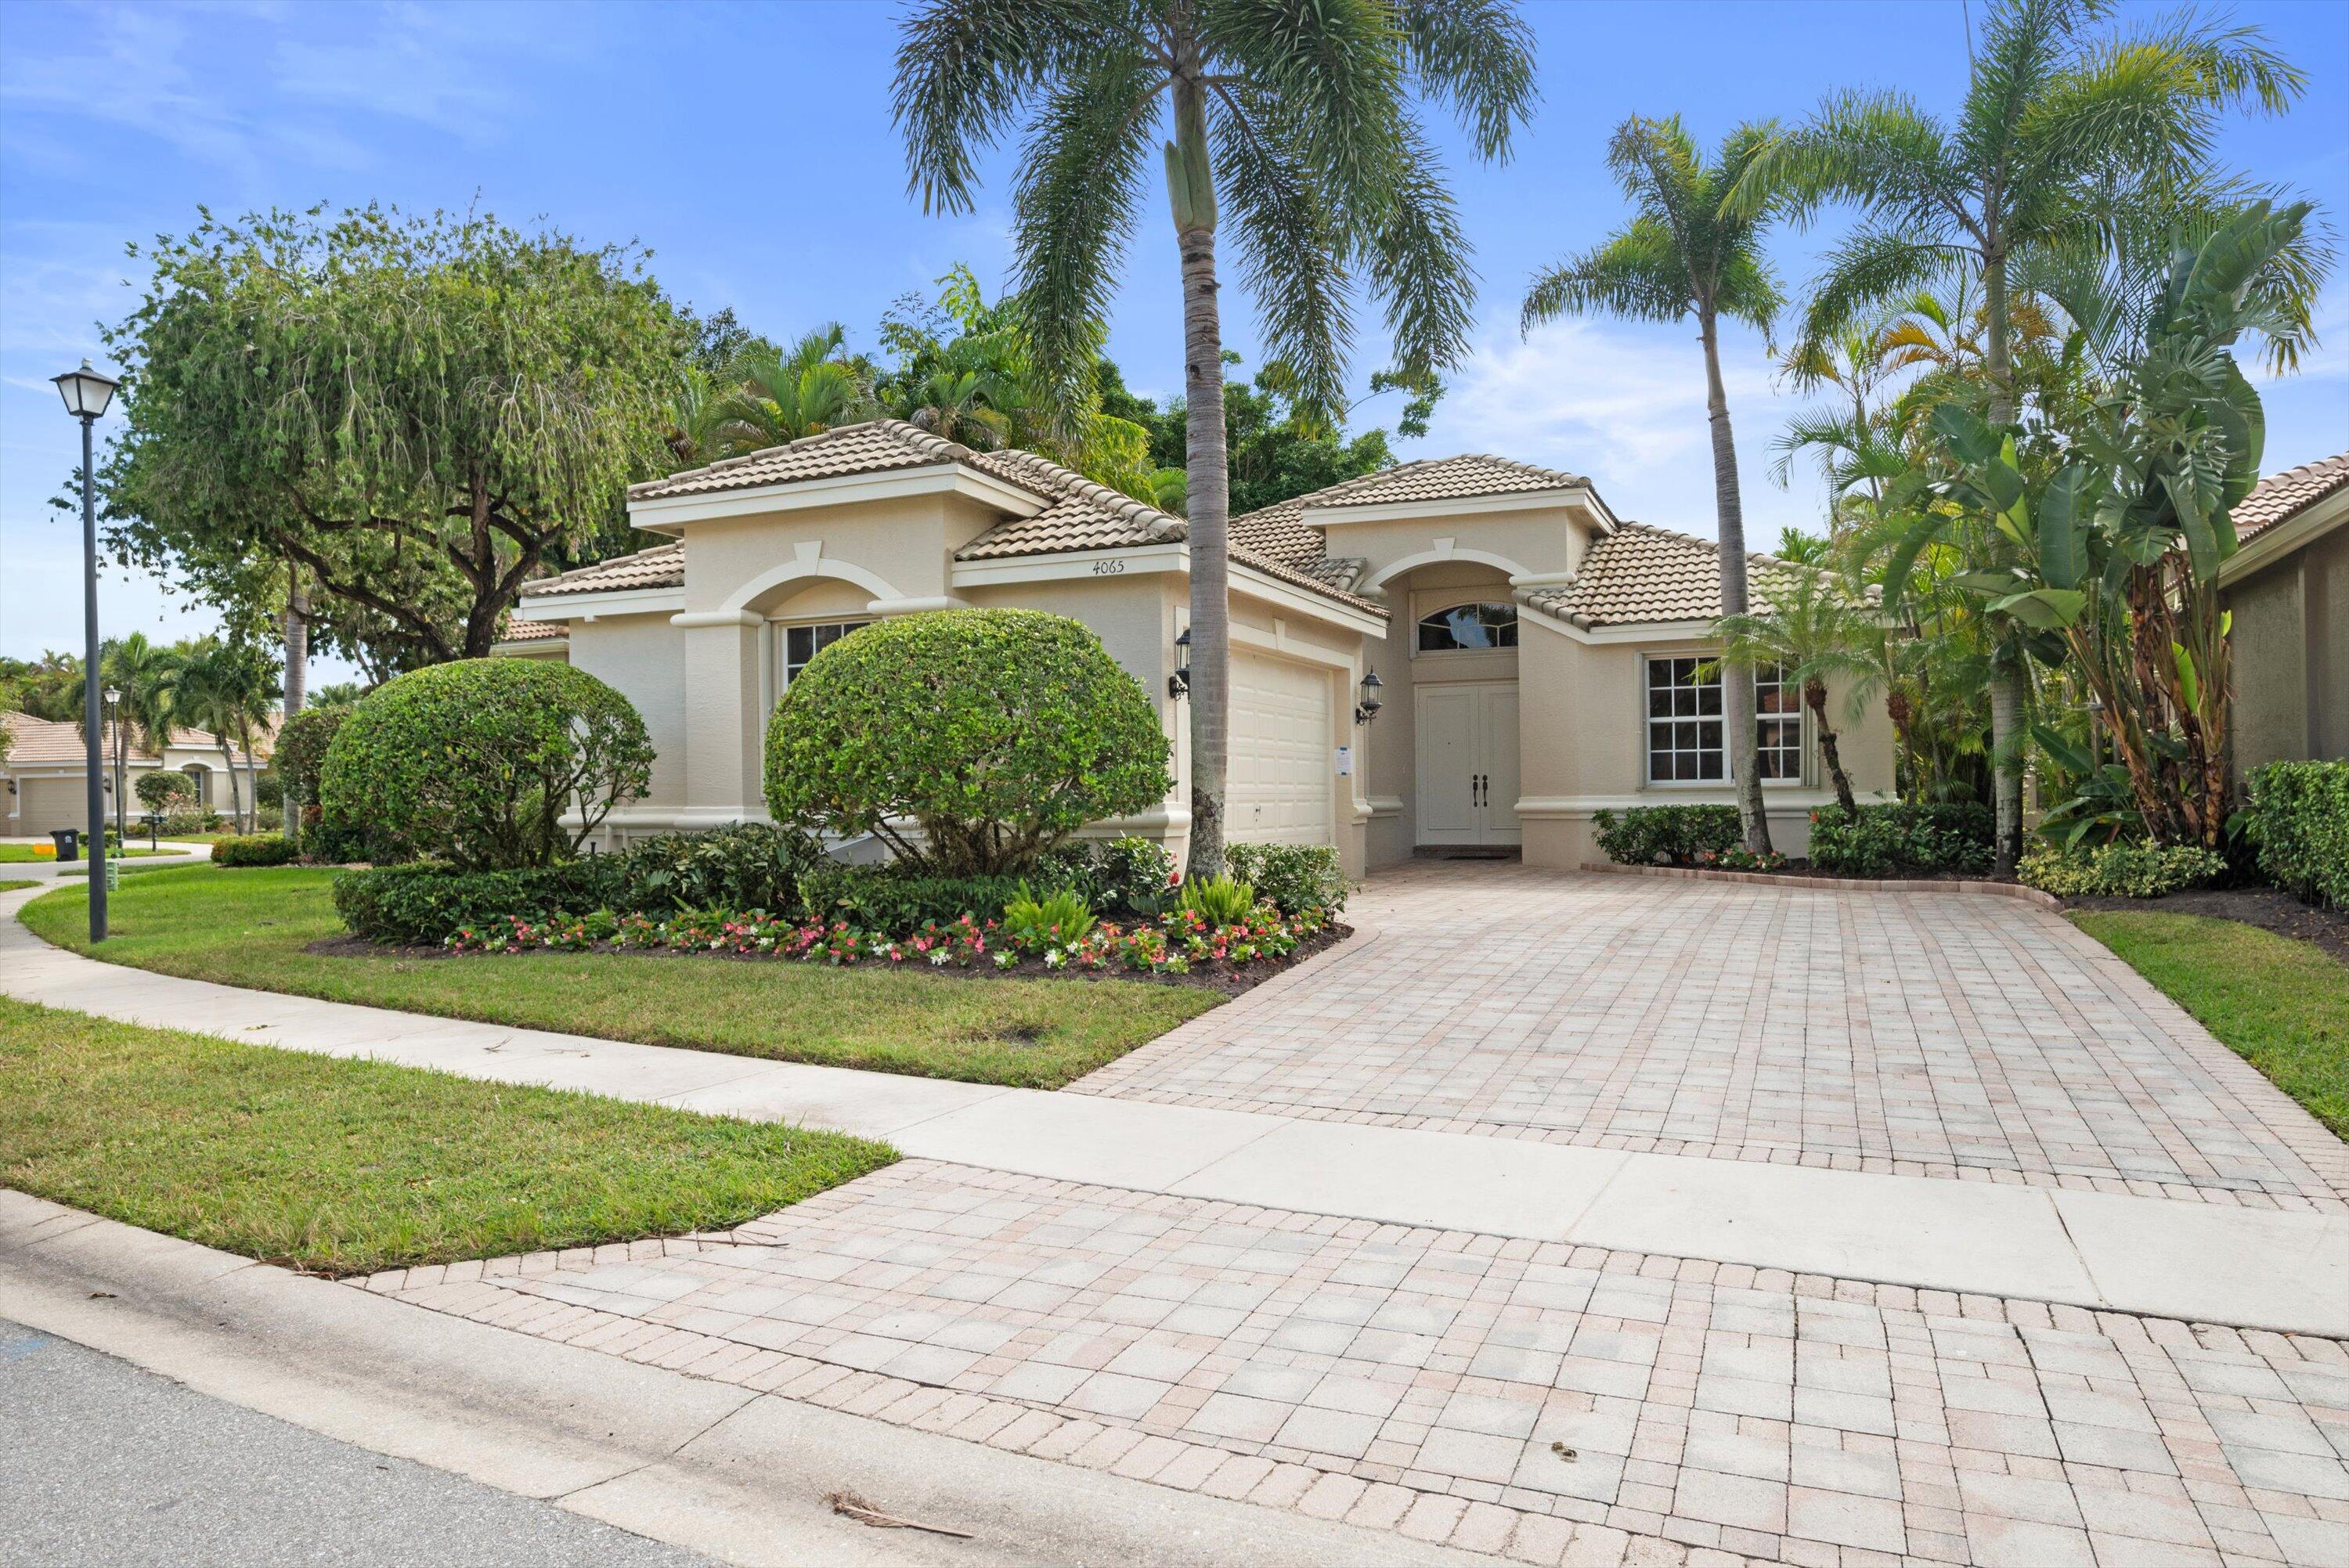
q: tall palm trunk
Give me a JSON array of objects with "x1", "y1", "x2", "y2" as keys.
[
  {"x1": 1170, "y1": 77, "x2": 1230, "y2": 881},
  {"x1": 283, "y1": 561, "x2": 309, "y2": 716},
  {"x1": 1700, "y1": 312, "x2": 1771, "y2": 854},
  {"x1": 1806, "y1": 681, "x2": 1858, "y2": 815},
  {"x1": 1979, "y1": 244, "x2": 2027, "y2": 875},
  {"x1": 215, "y1": 735, "x2": 245, "y2": 833}
]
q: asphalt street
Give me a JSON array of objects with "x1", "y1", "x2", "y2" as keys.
[{"x1": 0, "y1": 1316, "x2": 719, "y2": 1568}]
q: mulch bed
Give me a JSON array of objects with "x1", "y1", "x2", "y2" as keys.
[
  {"x1": 303, "y1": 922, "x2": 1353, "y2": 999},
  {"x1": 2063, "y1": 886, "x2": 2349, "y2": 964}
]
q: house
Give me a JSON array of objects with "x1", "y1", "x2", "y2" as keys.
[
  {"x1": 2220, "y1": 452, "x2": 2347, "y2": 773},
  {"x1": 1, "y1": 712, "x2": 272, "y2": 837},
  {"x1": 508, "y1": 420, "x2": 1895, "y2": 874}
]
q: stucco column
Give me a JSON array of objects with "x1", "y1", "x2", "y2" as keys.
[{"x1": 673, "y1": 610, "x2": 766, "y2": 816}]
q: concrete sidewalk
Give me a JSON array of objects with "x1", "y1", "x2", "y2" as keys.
[
  {"x1": 0, "y1": 839, "x2": 213, "y2": 883},
  {"x1": 5, "y1": 883, "x2": 2345, "y2": 1336}
]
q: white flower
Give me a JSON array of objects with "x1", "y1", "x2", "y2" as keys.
[{"x1": 929, "y1": 952, "x2": 948, "y2": 966}]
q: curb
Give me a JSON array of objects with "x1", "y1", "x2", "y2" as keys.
[{"x1": 1579, "y1": 860, "x2": 2062, "y2": 910}]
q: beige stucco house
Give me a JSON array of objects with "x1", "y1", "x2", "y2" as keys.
[
  {"x1": 508, "y1": 420, "x2": 1895, "y2": 874},
  {"x1": 2220, "y1": 453, "x2": 2347, "y2": 774},
  {"x1": 1, "y1": 712, "x2": 270, "y2": 838}
]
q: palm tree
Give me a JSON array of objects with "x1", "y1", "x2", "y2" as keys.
[
  {"x1": 168, "y1": 640, "x2": 276, "y2": 834},
  {"x1": 893, "y1": 0, "x2": 1535, "y2": 878},
  {"x1": 1736, "y1": 0, "x2": 2307, "y2": 871},
  {"x1": 703, "y1": 326, "x2": 876, "y2": 457},
  {"x1": 1710, "y1": 570, "x2": 1882, "y2": 815},
  {"x1": 1523, "y1": 115, "x2": 1784, "y2": 855}
]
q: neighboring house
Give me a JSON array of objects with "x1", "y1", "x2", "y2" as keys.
[
  {"x1": 2220, "y1": 453, "x2": 2348, "y2": 773},
  {"x1": 510, "y1": 419, "x2": 1894, "y2": 874},
  {"x1": 1, "y1": 712, "x2": 272, "y2": 837}
]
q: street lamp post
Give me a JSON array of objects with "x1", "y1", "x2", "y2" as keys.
[
  {"x1": 55, "y1": 359, "x2": 119, "y2": 943},
  {"x1": 105, "y1": 686, "x2": 124, "y2": 841}
]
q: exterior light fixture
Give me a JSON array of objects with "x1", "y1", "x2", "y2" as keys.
[
  {"x1": 1168, "y1": 625, "x2": 1191, "y2": 700},
  {"x1": 1355, "y1": 668, "x2": 1385, "y2": 725},
  {"x1": 56, "y1": 359, "x2": 121, "y2": 943}
]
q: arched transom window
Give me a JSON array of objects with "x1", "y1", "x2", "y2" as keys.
[{"x1": 1416, "y1": 601, "x2": 1517, "y2": 653}]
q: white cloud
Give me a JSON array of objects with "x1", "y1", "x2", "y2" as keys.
[{"x1": 1410, "y1": 314, "x2": 1832, "y2": 546}]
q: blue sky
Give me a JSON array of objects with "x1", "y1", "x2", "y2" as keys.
[{"x1": 3, "y1": 0, "x2": 2344, "y2": 680}]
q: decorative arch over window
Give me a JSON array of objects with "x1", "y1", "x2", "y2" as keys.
[{"x1": 1416, "y1": 601, "x2": 1518, "y2": 653}]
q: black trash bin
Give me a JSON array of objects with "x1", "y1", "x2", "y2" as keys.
[{"x1": 49, "y1": 827, "x2": 80, "y2": 863}]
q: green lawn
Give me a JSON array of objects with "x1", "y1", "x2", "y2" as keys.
[
  {"x1": 2073, "y1": 910, "x2": 2349, "y2": 1139},
  {"x1": 0, "y1": 996, "x2": 895, "y2": 1276},
  {"x1": 0, "y1": 880, "x2": 34, "y2": 893},
  {"x1": 0, "y1": 844, "x2": 172, "y2": 863},
  {"x1": 23, "y1": 865, "x2": 1221, "y2": 1089}
]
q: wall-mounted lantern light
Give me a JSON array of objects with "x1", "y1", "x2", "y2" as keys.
[
  {"x1": 1355, "y1": 668, "x2": 1384, "y2": 725},
  {"x1": 1168, "y1": 625, "x2": 1191, "y2": 700}
]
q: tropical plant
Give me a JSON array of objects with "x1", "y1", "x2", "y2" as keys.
[
  {"x1": 165, "y1": 638, "x2": 277, "y2": 834},
  {"x1": 1739, "y1": 0, "x2": 2310, "y2": 871},
  {"x1": 100, "y1": 204, "x2": 690, "y2": 667},
  {"x1": 1708, "y1": 568, "x2": 1882, "y2": 814},
  {"x1": 135, "y1": 770, "x2": 194, "y2": 813},
  {"x1": 319, "y1": 661, "x2": 654, "y2": 871},
  {"x1": 1002, "y1": 883, "x2": 1099, "y2": 949},
  {"x1": 893, "y1": 0, "x2": 1535, "y2": 878},
  {"x1": 764, "y1": 610, "x2": 1171, "y2": 877},
  {"x1": 700, "y1": 323, "x2": 878, "y2": 456},
  {"x1": 1896, "y1": 204, "x2": 2313, "y2": 852},
  {"x1": 1524, "y1": 114, "x2": 1785, "y2": 853},
  {"x1": 1178, "y1": 874, "x2": 1257, "y2": 926}
]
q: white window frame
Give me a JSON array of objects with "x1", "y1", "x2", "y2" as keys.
[
  {"x1": 774, "y1": 618, "x2": 871, "y2": 692},
  {"x1": 1640, "y1": 653, "x2": 1806, "y2": 788},
  {"x1": 1411, "y1": 598, "x2": 1519, "y2": 658}
]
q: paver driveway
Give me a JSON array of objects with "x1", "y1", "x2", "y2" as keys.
[{"x1": 1076, "y1": 864, "x2": 2349, "y2": 1213}]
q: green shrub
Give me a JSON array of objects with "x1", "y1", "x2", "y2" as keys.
[
  {"x1": 2243, "y1": 760, "x2": 2349, "y2": 910},
  {"x1": 2018, "y1": 842, "x2": 2228, "y2": 899},
  {"x1": 319, "y1": 661, "x2": 653, "y2": 871},
  {"x1": 1591, "y1": 805, "x2": 1741, "y2": 867},
  {"x1": 1806, "y1": 803, "x2": 1993, "y2": 878},
  {"x1": 250, "y1": 771, "x2": 284, "y2": 809},
  {"x1": 1087, "y1": 835, "x2": 1179, "y2": 916},
  {"x1": 274, "y1": 703, "x2": 351, "y2": 849},
  {"x1": 211, "y1": 833, "x2": 298, "y2": 867},
  {"x1": 157, "y1": 809, "x2": 220, "y2": 836},
  {"x1": 797, "y1": 863, "x2": 1027, "y2": 929},
  {"x1": 333, "y1": 860, "x2": 625, "y2": 946},
  {"x1": 134, "y1": 771, "x2": 195, "y2": 813},
  {"x1": 1227, "y1": 842, "x2": 1348, "y2": 915},
  {"x1": 608, "y1": 823, "x2": 814, "y2": 914},
  {"x1": 763, "y1": 609, "x2": 1171, "y2": 876},
  {"x1": 1180, "y1": 874, "x2": 1258, "y2": 925}
]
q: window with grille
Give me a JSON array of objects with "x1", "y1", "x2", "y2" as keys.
[
  {"x1": 1644, "y1": 657, "x2": 1801, "y2": 784},
  {"x1": 1415, "y1": 601, "x2": 1517, "y2": 653},
  {"x1": 781, "y1": 621, "x2": 868, "y2": 687}
]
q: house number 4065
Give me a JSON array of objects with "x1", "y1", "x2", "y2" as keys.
[{"x1": 1090, "y1": 560, "x2": 1126, "y2": 575}]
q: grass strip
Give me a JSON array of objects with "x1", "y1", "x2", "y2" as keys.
[
  {"x1": 2073, "y1": 910, "x2": 2348, "y2": 1138},
  {"x1": 0, "y1": 995, "x2": 895, "y2": 1275},
  {"x1": 24, "y1": 865, "x2": 1220, "y2": 1089}
]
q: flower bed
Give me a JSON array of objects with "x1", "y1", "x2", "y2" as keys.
[{"x1": 442, "y1": 902, "x2": 1338, "y2": 989}]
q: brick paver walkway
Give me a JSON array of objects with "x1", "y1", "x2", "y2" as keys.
[
  {"x1": 1073, "y1": 866, "x2": 2349, "y2": 1212},
  {"x1": 363, "y1": 1161, "x2": 2349, "y2": 1568}
]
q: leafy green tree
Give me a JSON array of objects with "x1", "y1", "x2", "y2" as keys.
[
  {"x1": 702, "y1": 324, "x2": 879, "y2": 456},
  {"x1": 0, "y1": 653, "x2": 84, "y2": 723},
  {"x1": 1523, "y1": 114, "x2": 1786, "y2": 855},
  {"x1": 1739, "y1": 0, "x2": 2309, "y2": 870},
  {"x1": 894, "y1": 0, "x2": 1535, "y2": 878},
  {"x1": 99, "y1": 204, "x2": 691, "y2": 667}
]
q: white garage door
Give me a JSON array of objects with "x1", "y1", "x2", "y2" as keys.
[{"x1": 1229, "y1": 651, "x2": 1333, "y2": 845}]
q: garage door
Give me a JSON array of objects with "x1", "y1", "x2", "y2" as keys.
[{"x1": 1229, "y1": 652, "x2": 1333, "y2": 845}]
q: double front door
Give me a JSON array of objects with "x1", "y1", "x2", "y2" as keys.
[{"x1": 1415, "y1": 683, "x2": 1520, "y2": 846}]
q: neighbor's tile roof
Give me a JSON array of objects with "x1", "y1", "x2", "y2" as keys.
[
  {"x1": 1517, "y1": 523, "x2": 1870, "y2": 629},
  {"x1": 629, "y1": 420, "x2": 966, "y2": 500},
  {"x1": 2235, "y1": 453, "x2": 2349, "y2": 540},
  {"x1": 523, "y1": 542, "x2": 685, "y2": 598},
  {"x1": 1301, "y1": 453, "x2": 1591, "y2": 510},
  {"x1": 2, "y1": 712, "x2": 267, "y2": 768},
  {"x1": 496, "y1": 618, "x2": 569, "y2": 643}
]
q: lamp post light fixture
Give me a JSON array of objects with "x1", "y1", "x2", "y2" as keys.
[
  {"x1": 1355, "y1": 669, "x2": 1385, "y2": 726},
  {"x1": 55, "y1": 359, "x2": 119, "y2": 943},
  {"x1": 1168, "y1": 625, "x2": 1191, "y2": 700}
]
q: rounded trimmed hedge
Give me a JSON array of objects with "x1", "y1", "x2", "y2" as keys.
[
  {"x1": 319, "y1": 660, "x2": 654, "y2": 871},
  {"x1": 763, "y1": 609, "x2": 1171, "y2": 876}
]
